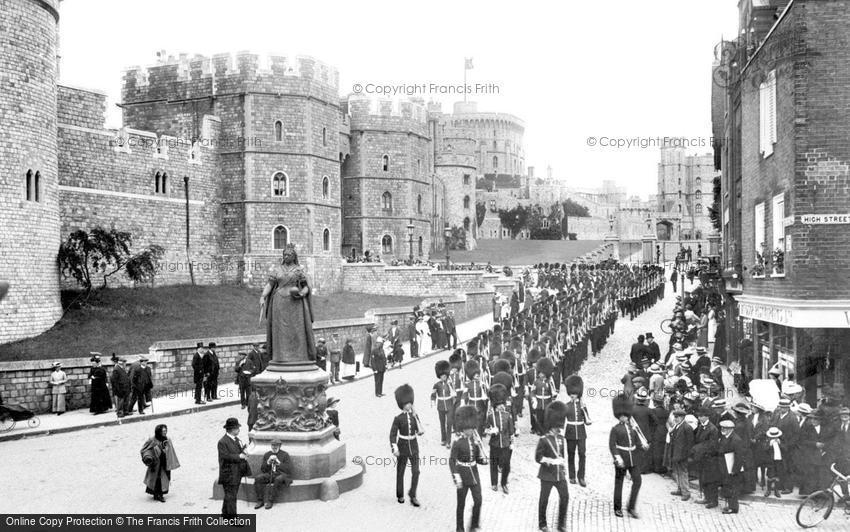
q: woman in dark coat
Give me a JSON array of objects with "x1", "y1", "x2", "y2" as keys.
[
  {"x1": 141, "y1": 424, "x2": 181, "y2": 501},
  {"x1": 88, "y1": 354, "x2": 112, "y2": 414},
  {"x1": 650, "y1": 394, "x2": 669, "y2": 474},
  {"x1": 340, "y1": 339, "x2": 356, "y2": 380}
]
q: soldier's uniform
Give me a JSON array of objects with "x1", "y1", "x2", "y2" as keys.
[
  {"x1": 564, "y1": 375, "x2": 589, "y2": 485},
  {"x1": 486, "y1": 384, "x2": 514, "y2": 492},
  {"x1": 431, "y1": 360, "x2": 454, "y2": 447},
  {"x1": 610, "y1": 396, "x2": 643, "y2": 517},
  {"x1": 463, "y1": 360, "x2": 489, "y2": 437},
  {"x1": 533, "y1": 358, "x2": 556, "y2": 436},
  {"x1": 389, "y1": 385, "x2": 422, "y2": 506},
  {"x1": 536, "y1": 401, "x2": 570, "y2": 531},
  {"x1": 450, "y1": 406, "x2": 488, "y2": 532}
]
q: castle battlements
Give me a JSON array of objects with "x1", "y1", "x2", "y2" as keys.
[
  {"x1": 345, "y1": 93, "x2": 428, "y2": 124},
  {"x1": 122, "y1": 51, "x2": 340, "y2": 104}
]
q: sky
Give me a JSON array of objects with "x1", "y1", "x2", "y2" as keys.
[{"x1": 57, "y1": 0, "x2": 739, "y2": 198}]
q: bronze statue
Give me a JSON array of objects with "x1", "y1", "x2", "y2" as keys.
[{"x1": 260, "y1": 244, "x2": 317, "y2": 365}]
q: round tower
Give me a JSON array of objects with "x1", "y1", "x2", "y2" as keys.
[
  {"x1": 436, "y1": 127, "x2": 478, "y2": 249},
  {"x1": 0, "y1": 0, "x2": 63, "y2": 344}
]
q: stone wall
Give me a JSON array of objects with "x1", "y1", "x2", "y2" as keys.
[{"x1": 340, "y1": 263, "x2": 515, "y2": 297}]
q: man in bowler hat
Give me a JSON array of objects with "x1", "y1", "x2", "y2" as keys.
[{"x1": 218, "y1": 417, "x2": 250, "y2": 518}]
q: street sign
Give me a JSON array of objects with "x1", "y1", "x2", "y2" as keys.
[{"x1": 800, "y1": 214, "x2": 850, "y2": 224}]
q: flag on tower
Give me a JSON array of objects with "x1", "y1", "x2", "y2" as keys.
[{"x1": 465, "y1": 57, "x2": 474, "y2": 70}]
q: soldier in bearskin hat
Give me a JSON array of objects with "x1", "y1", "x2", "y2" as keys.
[
  {"x1": 610, "y1": 394, "x2": 644, "y2": 518},
  {"x1": 448, "y1": 351, "x2": 466, "y2": 431},
  {"x1": 526, "y1": 348, "x2": 542, "y2": 434},
  {"x1": 450, "y1": 405, "x2": 488, "y2": 532},
  {"x1": 431, "y1": 360, "x2": 454, "y2": 448},
  {"x1": 390, "y1": 384, "x2": 423, "y2": 507},
  {"x1": 486, "y1": 383, "x2": 514, "y2": 494},
  {"x1": 563, "y1": 374, "x2": 591, "y2": 487},
  {"x1": 536, "y1": 401, "x2": 569, "y2": 532},
  {"x1": 463, "y1": 359, "x2": 489, "y2": 436},
  {"x1": 532, "y1": 357, "x2": 556, "y2": 436}
]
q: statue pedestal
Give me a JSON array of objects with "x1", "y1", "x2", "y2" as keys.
[{"x1": 212, "y1": 362, "x2": 364, "y2": 503}]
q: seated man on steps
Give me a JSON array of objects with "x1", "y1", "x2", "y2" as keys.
[{"x1": 254, "y1": 439, "x2": 293, "y2": 510}]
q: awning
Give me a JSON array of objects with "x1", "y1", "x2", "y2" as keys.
[{"x1": 736, "y1": 294, "x2": 850, "y2": 328}]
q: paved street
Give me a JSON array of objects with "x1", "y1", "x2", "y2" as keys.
[{"x1": 0, "y1": 278, "x2": 846, "y2": 532}]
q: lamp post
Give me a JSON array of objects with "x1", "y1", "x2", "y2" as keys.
[
  {"x1": 407, "y1": 219, "x2": 415, "y2": 264},
  {"x1": 444, "y1": 223, "x2": 451, "y2": 268}
]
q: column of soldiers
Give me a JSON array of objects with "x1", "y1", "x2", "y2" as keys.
[{"x1": 413, "y1": 259, "x2": 667, "y2": 530}]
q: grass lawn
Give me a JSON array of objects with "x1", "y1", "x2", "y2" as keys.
[
  {"x1": 0, "y1": 286, "x2": 424, "y2": 362},
  {"x1": 450, "y1": 240, "x2": 603, "y2": 265}
]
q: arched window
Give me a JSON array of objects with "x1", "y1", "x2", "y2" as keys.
[
  {"x1": 322, "y1": 127, "x2": 328, "y2": 147},
  {"x1": 696, "y1": 177, "x2": 702, "y2": 187},
  {"x1": 322, "y1": 176, "x2": 330, "y2": 199},
  {"x1": 493, "y1": 140, "x2": 497, "y2": 149},
  {"x1": 417, "y1": 194, "x2": 422, "y2": 214},
  {"x1": 418, "y1": 236, "x2": 423, "y2": 256},
  {"x1": 463, "y1": 217, "x2": 470, "y2": 231},
  {"x1": 25, "y1": 169, "x2": 33, "y2": 201},
  {"x1": 492, "y1": 156, "x2": 498, "y2": 171},
  {"x1": 695, "y1": 190, "x2": 702, "y2": 200},
  {"x1": 274, "y1": 121, "x2": 283, "y2": 142},
  {"x1": 381, "y1": 234, "x2": 393, "y2": 254},
  {"x1": 155, "y1": 171, "x2": 162, "y2": 193},
  {"x1": 381, "y1": 154, "x2": 389, "y2": 172},
  {"x1": 273, "y1": 226, "x2": 289, "y2": 249},
  {"x1": 695, "y1": 203, "x2": 703, "y2": 214},
  {"x1": 463, "y1": 195, "x2": 470, "y2": 209},
  {"x1": 696, "y1": 230, "x2": 703, "y2": 239},
  {"x1": 417, "y1": 159, "x2": 421, "y2": 174},
  {"x1": 382, "y1": 191, "x2": 392, "y2": 212},
  {"x1": 322, "y1": 228, "x2": 330, "y2": 251},
  {"x1": 678, "y1": 204, "x2": 682, "y2": 213},
  {"x1": 272, "y1": 172, "x2": 288, "y2": 197}
]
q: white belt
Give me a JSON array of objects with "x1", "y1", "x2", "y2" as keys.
[
  {"x1": 468, "y1": 396, "x2": 486, "y2": 401},
  {"x1": 437, "y1": 396, "x2": 453, "y2": 401},
  {"x1": 616, "y1": 445, "x2": 635, "y2": 451},
  {"x1": 565, "y1": 421, "x2": 584, "y2": 425},
  {"x1": 456, "y1": 460, "x2": 477, "y2": 467},
  {"x1": 397, "y1": 434, "x2": 417, "y2": 440},
  {"x1": 536, "y1": 395, "x2": 552, "y2": 400}
]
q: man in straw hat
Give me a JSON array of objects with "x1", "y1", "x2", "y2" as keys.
[
  {"x1": 450, "y1": 405, "x2": 488, "y2": 532},
  {"x1": 217, "y1": 417, "x2": 250, "y2": 518},
  {"x1": 536, "y1": 400, "x2": 569, "y2": 532},
  {"x1": 610, "y1": 394, "x2": 644, "y2": 518},
  {"x1": 390, "y1": 384, "x2": 422, "y2": 507}
]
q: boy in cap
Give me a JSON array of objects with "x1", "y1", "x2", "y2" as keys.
[
  {"x1": 431, "y1": 360, "x2": 454, "y2": 448},
  {"x1": 536, "y1": 401, "x2": 569, "y2": 532},
  {"x1": 762, "y1": 427, "x2": 785, "y2": 498},
  {"x1": 450, "y1": 405, "x2": 488, "y2": 532},
  {"x1": 610, "y1": 395, "x2": 644, "y2": 518},
  {"x1": 253, "y1": 439, "x2": 293, "y2": 509},
  {"x1": 390, "y1": 384, "x2": 422, "y2": 506},
  {"x1": 486, "y1": 383, "x2": 514, "y2": 494}
]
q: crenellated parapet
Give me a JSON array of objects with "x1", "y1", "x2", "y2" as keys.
[{"x1": 345, "y1": 93, "x2": 430, "y2": 138}]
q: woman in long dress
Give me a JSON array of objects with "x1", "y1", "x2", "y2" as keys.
[
  {"x1": 340, "y1": 339, "x2": 356, "y2": 380},
  {"x1": 260, "y1": 244, "x2": 316, "y2": 365},
  {"x1": 88, "y1": 354, "x2": 112, "y2": 414},
  {"x1": 141, "y1": 424, "x2": 181, "y2": 502},
  {"x1": 49, "y1": 362, "x2": 67, "y2": 415}
]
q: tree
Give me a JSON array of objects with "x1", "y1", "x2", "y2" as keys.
[
  {"x1": 447, "y1": 226, "x2": 468, "y2": 250},
  {"x1": 562, "y1": 199, "x2": 590, "y2": 218},
  {"x1": 528, "y1": 204, "x2": 562, "y2": 240},
  {"x1": 475, "y1": 201, "x2": 487, "y2": 229},
  {"x1": 58, "y1": 227, "x2": 165, "y2": 296},
  {"x1": 497, "y1": 205, "x2": 530, "y2": 239}
]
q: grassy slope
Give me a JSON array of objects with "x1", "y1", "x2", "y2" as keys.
[{"x1": 0, "y1": 286, "x2": 423, "y2": 361}]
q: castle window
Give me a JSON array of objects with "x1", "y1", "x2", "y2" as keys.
[
  {"x1": 273, "y1": 226, "x2": 289, "y2": 249},
  {"x1": 189, "y1": 141, "x2": 201, "y2": 163},
  {"x1": 678, "y1": 204, "x2": 682, "y2": 213},
  {"x1": 155, "y1": 171, "x2": 162, "y2": 194},
  {"x1": 695, "y1": 203, "x2": 702, "y2": 214},
  {"x1": 417, "y1": 159, "x2": 421, "y2": 175},
  {"x1": 322, "y1": 176, "x2": 330, "y2": 199},
  {"x1": 418, "y1": 236, "x2": 423, "y2": 256},
  {"x1": 492, "y1": 156, "x2": 498, "y2": 171},
  {"x1": 696, "y1": 230, "x2": 702, "y2": 239},
  {"x1": 25, "y1": 169, "x2": 33, "y2": 201},
  {"x1": 34, "y1": 171, "x2": 40, "y2": 201},
  {"x1": 272, "y1": 172, "x2": 289, "y2": 197},
  {"x1": 323, "y1": 228, "x2": 331, "y2": 252},
  {"x1": 382, "y1": 154, "x2": 389, "y2": 172},
  {"x1": 696, "y1": 177, "x2": 702, "y2": 188},
  {"x1": 322, "y1": 127, "x2": 327, "y2": 147},
  {"x1": 417, "y1": 194, "x2": 422, "y2": 214},
  {"x1": 493, "y1": 140, "x2": 497, "y2": 150},
  {"x1": 463, "y1": 217, "x2": 470, "y2": 231},
  {"x1": 274, "y1": 121, "x2": 283, "y2": 142},
  {"x1": 695, "y1": 190, "x2": 702, "y2": 200},
  {"x1": 382, "y1": 191, "x2": 393, "y2": 212},
  {"x1": 463, "y1": 174, "x2": 470, "y2": 186},
  {"x1": 463, "y1": 195, "x2": 470, "y2": 209},
  {"x1": 489, "y1": 199, "x2": 496, "y2": 212},
  {"x1": 381, "y1": 234, "x2": 393, "y2": 254}
]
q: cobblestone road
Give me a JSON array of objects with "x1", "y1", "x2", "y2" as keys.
[{"x1": 1, "y1": 278, "x2": 847, "y2": 531}]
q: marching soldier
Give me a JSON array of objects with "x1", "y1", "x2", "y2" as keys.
[
  {"x1": 390, "y1": 384, "x2": 423, "y2": 507},
  {"x1": 610, "y1": 395, "x2": 645, "y2": 519},
  {"x1": 563, "y1": 375, "x2": 590, "y2": 487},
  {"x1": 450, "y1": 405, "x2": 488, "y2": 532},
  {"x1": 536, "y1": 401, "x2": 569, "y2": 532},
  {"x1": 486, "y1": 383, "x2": 514, "y2": 494},
  {"x1": 463, "y1": 360, "x2": 489, "y2": 437},
  {"x1": 533, "y1": 357, "x2": 556, "y2": 436},
  {"x1": 431, "y1": 360, "x2": 455, "y2": 448}
]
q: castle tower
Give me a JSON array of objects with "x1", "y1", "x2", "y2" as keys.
[
  {"x1": 0, "y1": 0, "x2": 63, "y2": 343},
  {"x1": 342, "y1": 94, "x2": 432, "y2": 260},
  {"x1": 433, "y1": 121, "x2": 478, "y2": 249}
]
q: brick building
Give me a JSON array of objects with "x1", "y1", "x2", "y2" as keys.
[{"x1": 713, "y1": 0, "x2": 850, "y2": 403}]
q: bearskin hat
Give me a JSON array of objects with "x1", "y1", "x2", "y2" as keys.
[
  {"x1": 544, "y1": 401, "x2": 569, "y2": 431},
  {"x1": 491, "y1": 371, "x2": 513, "y2": 392},
  {"x1": 435, "y1": 360, "x2": 450, "y2": 379},
  {"x1": 612, "y1": 394, "x2": 633, "y2": 419},
  {"x1": 536, "y1": 357, "x2": 555, "y2": 377},
  {"x1": 501, "y1": 350, "x2": 516, "y2": 366},
  {"x1": 449, "y1": 351, "x2": 463, "y2": 369},
  {"x1": 527, "y1": 347, "x2": 541, "y2": 364},
  {"x1": 489, "y1": 383, "x2": 509, "y2": 405},
  {"x1": 465, "y1": 359, "x2": 481, "y2": 379},
  {"x1": 395, "y1": 384, "x2": 414, "y2": 410},
  {"x1": 455, "y1": 405, "x2": 479, "y2": 431},
  {"x1": 491, "y1": 359, "x2": 512, "y2": 375},
  {"x1": 493, "y1": 324, "x2": 502, "y2": 333},
  {"x1": 565, "y1": 375, "x2": 583, "y2": 397}
]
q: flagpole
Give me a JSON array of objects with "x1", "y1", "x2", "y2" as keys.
[{"x1": 463, "y1": 58, "x2": 467, "y2": 103}]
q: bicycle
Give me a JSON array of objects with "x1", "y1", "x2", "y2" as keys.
[
  {"x1": 660, "y1": 317, "x2": 673, "y2": 335},
  {"x1": 796, "y1": 463, "x2": 850, "y2": 528}
]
